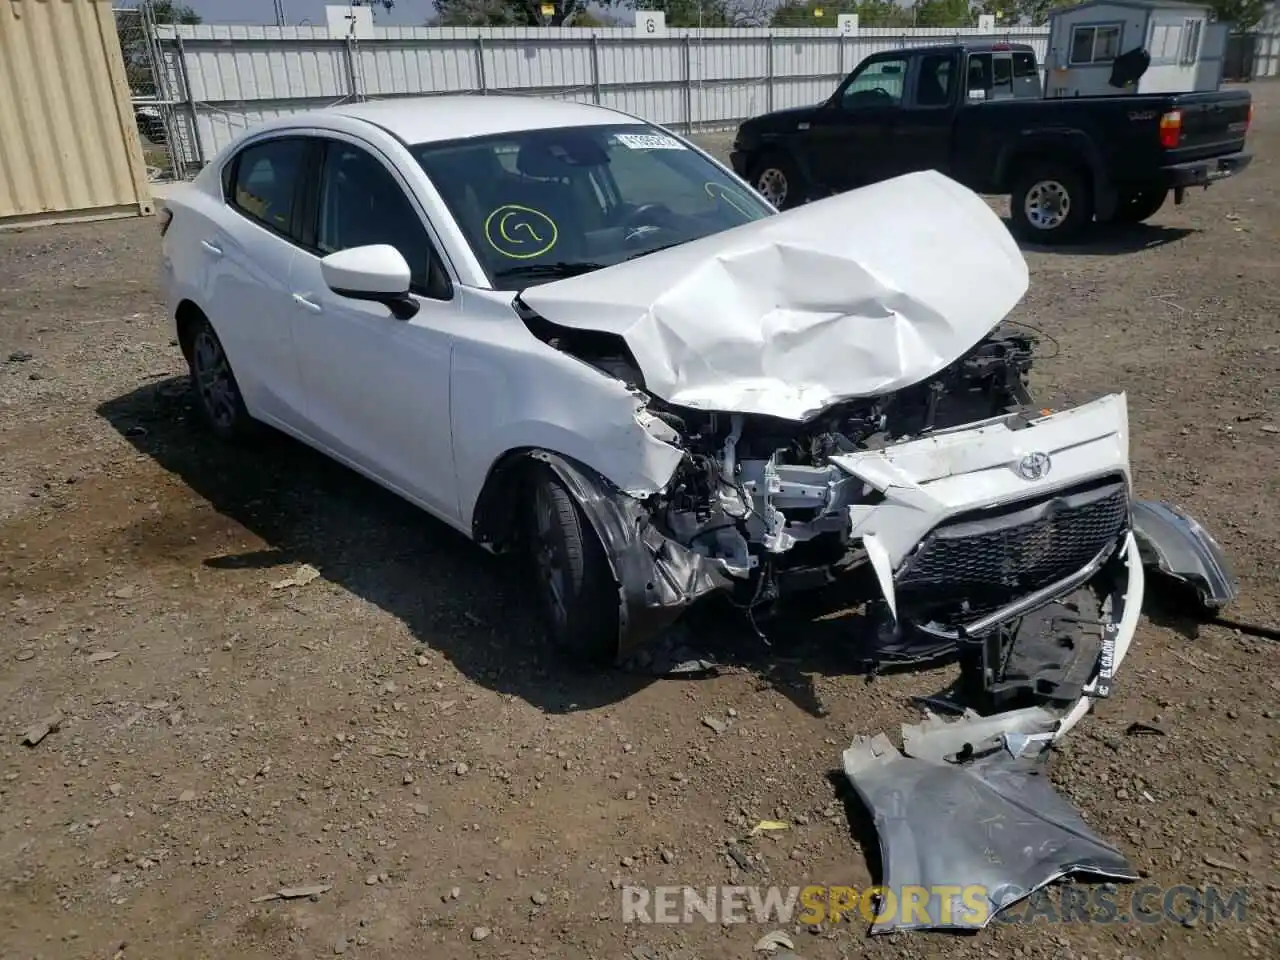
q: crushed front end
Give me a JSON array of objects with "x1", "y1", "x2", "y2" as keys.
[{"x1": 625, "y1": 321, "x2": 1140, "y2": 729}]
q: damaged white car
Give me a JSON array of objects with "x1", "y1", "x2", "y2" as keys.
[{"x1": 161, "y1": 97, "x2": 1237, "y2": 738}]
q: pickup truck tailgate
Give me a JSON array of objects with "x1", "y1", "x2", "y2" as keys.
[{"x1": 1169, "y1": 93, "x2": 1251, "y2": 161}]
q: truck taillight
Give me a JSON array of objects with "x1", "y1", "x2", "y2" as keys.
[
  {"x1": 1158, "y1": 110, "x2": 1182, "y2": 149},
  {"x1": 158, "y1": 206, "x2": 173, "y2": 237},
  {"x1": 1246, "y1": 102, "x2": 1253, "y2": 132}
]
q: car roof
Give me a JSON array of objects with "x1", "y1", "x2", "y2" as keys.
[
  {"x1": 894, "y1": 41, "x2": 1037, "y2": 57},
  {"x1": 313, "y1": 95, "x2": 644, "y2": 145}
]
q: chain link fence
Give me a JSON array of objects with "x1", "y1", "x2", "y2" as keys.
[{"x1": 113, "y1": 2, "x2": 189, "y2": 181}]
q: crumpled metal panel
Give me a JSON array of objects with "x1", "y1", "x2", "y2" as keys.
[
  {"x1": 842, "y1": 733, "x2": 1138, "y2": 932},
  {"x1": 520, "y1": 170, "x2": 1029, "y2": 421}
]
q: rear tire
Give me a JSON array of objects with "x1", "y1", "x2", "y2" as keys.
[
  {"x1": 1009, "y1": 162, "x2": 1094, "y2": 244},
  {"x1": 524, "y1": 465, "x2": 620, "y2": 666},
  {"x1": 182, "y1": 313, "x2": 257, "y2": 442},
  {"x1": 1109, "y1": 186, "x2": 1168, "y2": 224},
  {"x1": 749, "y1": 152, "x2": 807, "y2": 211}
]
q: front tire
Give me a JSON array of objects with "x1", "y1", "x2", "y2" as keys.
[
  {"x1": 183, "y1": 314, "x2": 256, "y2": 441},
  {"x1": 524, "y1": 466, "x2": 620, "y2": 666},
  {"x1": 1010, "y1": 163, "x2": 1094, "y2": 244},
  {"x1": 749, "y1": 152, "x2": 806, "y2": 211}
]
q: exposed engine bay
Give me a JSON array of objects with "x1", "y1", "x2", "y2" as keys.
[{"x1": 647, "y1": 324, "x2": 1038, "y2": 597}]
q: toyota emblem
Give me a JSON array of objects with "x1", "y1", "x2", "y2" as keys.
[{"x1": 1017, "y1": 452, "x2": 1052, "y2": 481}]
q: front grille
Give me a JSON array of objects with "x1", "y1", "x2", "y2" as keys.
[{"x1": 896, "y1": 479, "x2": 1129, "y2": 600}]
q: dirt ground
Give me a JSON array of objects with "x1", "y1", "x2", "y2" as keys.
[{"x1": 2, "y1": 83, "x2": 1278, "y2": 960}]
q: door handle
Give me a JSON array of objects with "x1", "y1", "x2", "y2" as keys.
[
  {"x1": 200, "y1": 239, "x2": 223, "y2": 257},
  {"x1": 292, "y1": 293, "x2": 322, "y2": 313}
]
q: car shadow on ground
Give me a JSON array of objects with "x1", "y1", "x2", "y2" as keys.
[
  {"x1": 1009, "y1": 221, "x2": 1195, "y2": 255},
  {"x1": 1141, "y1": 577, "x2": 1280, "y2": 642},
  {"x1": 98, "y1": 376, "x2": 886, "y2": 717}
]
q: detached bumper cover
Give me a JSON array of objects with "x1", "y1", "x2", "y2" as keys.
[
  {"x1": 842, "y1": 733, "x2": 1138, "y2": 933},
  {"x1": 838, "y1": 531, "x2": 1146, "y2": 931},
  {"x1": 1132, "y1": 499, "x2": 1239, "y2": 611}
]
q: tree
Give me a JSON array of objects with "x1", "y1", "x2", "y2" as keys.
[
  {"x1": 569, "y1": 9, "x2": 623, "y2": 25},
  {"x1": 1207, "y1": 0, "x2": 1268, "y2": 31},
  {"x1": 645, "y1": 0, "x2": 775, "y2": 27},
  {"x1": 434, "y1": 0, "x2": 527, "y2": 25},
  {"x1": 914, "y1": 0, "x2": 972, "y2": 27},
  {"x1": 434, "y1": 0, "x2": 629, "y2": 26},
  {"x1": 972, "y1": 0, "x2": 1073, "y2": 26},
  {"x1": 770, "y1": 0, "x2": 912, "y2": 28},
  {"x1": 144, "y1": 0, "x2": 200, "y2": 23},
  {"x1": 433, "y1": 0, "x2": 773, "y2": 27}
]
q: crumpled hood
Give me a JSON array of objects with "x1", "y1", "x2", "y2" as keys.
[{"x1": 518, "y1": 170, "x2": 1029, "y2": 421}]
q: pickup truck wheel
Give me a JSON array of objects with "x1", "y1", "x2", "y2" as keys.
[
  {"x1": 1111, "y1": 187, "x2": 1168, "y2": 224},
  {"x1": 524, "y1": 466, "x2": 620, "y2": 667},
  {"x1": 1010, "y1": 164, "x2": 1093, "y2": 243},
  {"x1": 749, "y1": 154, "x2": 805, "y2": 210}
]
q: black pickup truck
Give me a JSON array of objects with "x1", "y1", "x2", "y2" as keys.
[{"x1": 729, "y1": 42, "x2": 1252, "y2": 242}]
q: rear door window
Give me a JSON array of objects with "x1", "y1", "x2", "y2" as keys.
[
  {"x1": 915, "y1": 53, "x2": 954, "y2": 108},
  {"x1": 226, "y1": 138, "x2": 310, "y2": 239}
]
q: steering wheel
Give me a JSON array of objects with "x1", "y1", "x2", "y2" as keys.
[{"x1": 620, "y1": 202, "x2": 677, "y2": 234}]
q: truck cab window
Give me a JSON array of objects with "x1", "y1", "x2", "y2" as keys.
[
  {"x1": 842, "y1": 57, "x2": 908, "y2": 109},
  {"x1": 916, "y1": 54, "x2": 954, "y2": 107},
  {"x1": 1012, "y1": 50, "x2": 1042, "y2": 97},
  {"x1": 966, "y1": 52, "x2": 1015, "y2": 101},
  {"x1": 991, "y1": 55, "x2": 1014, "y2": 98},
  {"x1": 966, "y1": 54, "x2": 993, "y2": 100}
]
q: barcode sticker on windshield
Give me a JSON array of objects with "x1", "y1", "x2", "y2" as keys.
[{"x1": 615, "y1": 133, "x2": 685, "y2": 151}]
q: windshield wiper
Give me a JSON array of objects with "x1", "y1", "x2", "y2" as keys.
[
  {"x1": 625, "y1": 240, "x2": 689, "y2": 261},
  {"x1": 493, "y1": 262, "x2": 607, "y2": 281}
]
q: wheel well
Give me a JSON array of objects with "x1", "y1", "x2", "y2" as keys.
[
  {"x1": 1005, "y1": 151, "x2": 1094, "y2": 195},
  {"x1": 749, "y1": 146, "x2": 792, "y2": 175},
  {"x1": 471, "y1": 449, "x2": 539, "y2": 551},
  {"x1": 471, "y1": 449, "x2": 620, "y2": 552},
  {"x1": 175, "y1": 300, "x2": 207, "y2": 363}
]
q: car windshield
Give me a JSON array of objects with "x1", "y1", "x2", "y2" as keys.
[{"x1": 411, "y1": 123, "x2": 774, "y2": 290}]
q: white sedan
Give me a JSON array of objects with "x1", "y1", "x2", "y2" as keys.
[{"x1": 161, "y1": 96, "x2": 1234, "y2": 737}]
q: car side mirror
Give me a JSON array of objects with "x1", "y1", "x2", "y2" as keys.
[{"x1": 320, "y1": 244, "x2": 419, "y2": 320}]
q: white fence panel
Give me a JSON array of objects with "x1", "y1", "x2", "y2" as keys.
[
  {"x1": 596, "y1": 38, "x2": 686, "y2": 86},
  {"x1": 360, "y1": 40, "x2": 481, "y2": 96},
  {"x1": 151, "y1": 25, "x2": 1059, "y2": 169}
]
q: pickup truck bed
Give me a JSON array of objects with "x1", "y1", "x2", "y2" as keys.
[{"x1": 730, "y1": 42, "x2": 1253, "y2": 242}]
